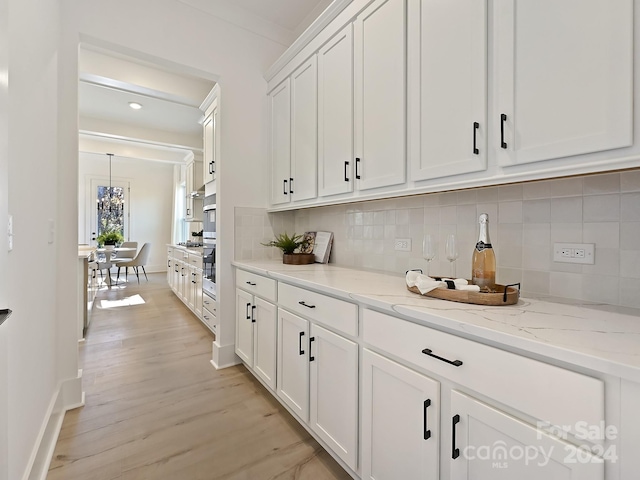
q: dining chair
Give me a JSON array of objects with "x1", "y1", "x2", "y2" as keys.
[
  {"x1": 111, "y1": 241, "x2": 138, "y2": 278},
  {"x1": 115, "y1": 243, "x2": 151, "y2": 284}
]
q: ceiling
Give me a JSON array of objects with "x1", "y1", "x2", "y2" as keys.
[{"x1": 79, "y1": 0, "x2": 332, "y2": 163}]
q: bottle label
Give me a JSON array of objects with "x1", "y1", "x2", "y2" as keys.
[{"x1": 475, "y1": 241, "x2": 492, "y2": 252}]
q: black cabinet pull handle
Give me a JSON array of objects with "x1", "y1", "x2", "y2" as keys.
[
  {"x1": 289, "y1": 177, "x2": 294, "y2": 194},
  {"x1": 251, "y1": 305, "x2": 256, "y2": 323},
  {"x1": 309, "y1": 336, "x2": 315, "y2": 361},
  {"x1": 209, "y1": 161, "x2": 213, "y2": 175},
  {"x1": 168, "y1": 259, "x2": 171, "y2": 268},
  {"x1": 298, "y1": 301, "x2": 316, "y2": 309},
  {"x1": 186, "y1": 208, "x2": 190, "y2": 216},
  {"x1": 246, "y1": 281, "x2": 256, "y2": 286},
  {"x1": 452, "y1": 414, "x2": 460, "y2": 459},
  {"x1": 299, "y1": 331, "x2": 305, "y2": 355},
  {"x1": 422, "y1": 348, "x2": 463, "y2": 367},
  {"x1": 355, "y1": 157, "x2": 361, "y2": 179},
  {"x1": 283, "y1": 179, "x2": 288, "y2": 195},
  {"x1": 500, "y1": 113, "x2": 507, "y2": 149},
  {"x1": 344, "y1": 161, "x2": 349, "y2": 182},
  {"x1": 424, "y1": 399, "x2": 432, "y2": 440},
  {"x1": 473, "y1": 122, "x2": 479, "y2": 155},
  {"x1": 246, "y1": 302, "x2": 251, "y2": 320}
]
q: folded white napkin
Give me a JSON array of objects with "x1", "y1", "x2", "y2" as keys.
[{"x1": 406, "y1": 272, "x2": 481, "y2": 293}]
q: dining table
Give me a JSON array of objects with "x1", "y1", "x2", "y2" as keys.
[{"x1": 96, "y1": 247, "x2": 137, "y2": 286}]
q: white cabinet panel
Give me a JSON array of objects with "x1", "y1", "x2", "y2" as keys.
[
  {"x1": 494, "y1": 0, "x2": 632, "y2": 166},
  {"x1": 253, "y1": 297, "x2": 277, "y2": 390},
  {"x1": 270, "y1": 79, "x2": 292, "y2": 205},
  {"x1": 354, "y1": 0, "x2": 406, "y2": 191},
  {"x1": 235, "y1": 288, "x2": 254, "y2": 366},
  {"x1": 277, "y1": 308, "x2": 309, "y2": 421},
  {"x1": 291, "y1": 56, "x2": 318, "y2": 202},
  {"x1": 362, "y1": 349, "x2": 439, "y2": 480},
  {"x1": 309, "y1": 324, "x2": 358, "y2": 470},
  {"x1": 203, "y1": 108, "x2": 216, "y2": 185},
  {"x1": 409, "y1": 0, "x2": 487, "y2": 181},
  {"x1": 450, "y1": 390, "x2": 604, "y2": 480},
  {"x1": 318, "y1": 25, "x2": 354, "y2": 197}
]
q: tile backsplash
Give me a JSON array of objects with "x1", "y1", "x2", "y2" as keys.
[{"x1": 236, "y1": 169, "x2": 640, "y2": 308}]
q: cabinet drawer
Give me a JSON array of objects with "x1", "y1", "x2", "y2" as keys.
[
  {"x1": 188, "y1": 252, "x2": 202, "y2": 269},
  {"x1": 363, "y1": 309, "x2": 604, "y2": 436},
  {"x1": 202, "y1": 295, "x2": 217, "y2": 315},
  {"x1": 236, "y1": 269, "x2": 277, "y2": 302},
  {"x1": 279, "y1": 283, "x2": 357, "y2": 337},
  {"x1": 202, "y1": 306, "x2": 217, "y2": 334}
]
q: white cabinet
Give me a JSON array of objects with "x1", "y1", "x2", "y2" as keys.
[
  {"x1": 185, "y1": 160, "x2": 203, "y2": 221},
  {"x1": 318, "y1": 25, "x2": 354, "y2": 197},
  {"x1": 361, "y1": 349, "x2": 439, "y2": 480},
  {"x1": 203, "y1": 97, "x2": 218, "y2": 185},
  {"x1": 235, "y1": 285, "x2": 278, "y2": 390},
  {"x1": 276, "y1": 308, "x2": 309, "y2": 419},
  {"x1": 270, "y1": 79, "x2": 292, "y2": 205},
  {"x1": 353, "y1": 0, "x2": 406, "y2": 191},
  {"x1": 494, "y1": 0, "x2": 632, "y2": 167},
  {"x1": 450, "y1": 390, "x2": 604, "y2": 479},
  {"x1": 270, "y1": 57, "x2": 319, "y2": 206},
  {"x1": 408, "y1": 0, "x2": 488, "y2": 181},
  {"x1": 309, "y1": 323, "x2": 358, "y2": 470}
]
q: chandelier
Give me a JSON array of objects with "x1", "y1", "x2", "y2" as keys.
[{"x1": 97, "y1": 153, "x2": 124, "y2": 212}]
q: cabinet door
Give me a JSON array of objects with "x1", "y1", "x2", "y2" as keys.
[
  {"x1": 354, "y1": 0, "x2": 406, "y2": 191},
  {"x1": 253, "y1": 297, "x2": 277, "y2": 390},
  {"x1": 309, "y1": 324, "x2": 358, "y2": 470},
  {"x1": 276, "y1": 309, "x2": 309, "y2": 421},
  {"x1": 318, "y1": 25, "x2": 354, "y2": 197},
  {"x1": 187, "y1": 266, "x2": 196, "y2": 310},
  {"x1": 166, "y1": 257, "x2": 172, "y2": 287},
  {"x1": 270, "y1": 79, "x2": 292, "y2": 205},
  {"x1": 194, "y1": 269, "x2": 203, "y2": 319},
  {"x1": 494, "y1": 0, "x2": 632, "y2": 167},
  {"x1": 450, "y1": 390, "x2": 604, "y2": 480},
  {"x1": 362, "y1": 349, "x2": 439, "y2": 480},
  {"x1": 235, "y1": 289, "x2": 254, "y2": 367},
  {"x1": 409, "y1": 0, "x2": 487, "y2": 181},
  {"x1": 290, "y1": 56, "x2": 318, "y2": 202},
  {"x1": 203, "y1": 110, "x2": 215, "y2": 184}
]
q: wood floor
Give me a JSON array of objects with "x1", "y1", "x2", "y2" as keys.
[{"x1": 48, "y1": 273, "x2": 351, "y2": 480}]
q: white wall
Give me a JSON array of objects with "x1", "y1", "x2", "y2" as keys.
[
  {"x1": 79, "y1": 152, "x2": 175, "y2": 273},
  {"x1": 5, "y1": 0, "x2": 67, "y2": 478}
]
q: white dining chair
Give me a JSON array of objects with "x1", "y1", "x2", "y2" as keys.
[{"x1": 115, "y1": 243, "x2": 151, "y2": 284}]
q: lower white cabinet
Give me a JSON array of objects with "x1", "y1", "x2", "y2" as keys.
[
  {"x1": 276, "y1": 308, "x2": 359, "y2": 471},
  {"x1": 235, "y1": 287, "x2": 277, "y2": 389},
  {"x1": 361, "y1": 349, "x2": 439, "y2": 480},
  {"x1": 450, "y1": 390, "x2": 604, "y2": 480}
]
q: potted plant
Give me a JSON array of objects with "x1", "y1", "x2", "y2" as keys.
[
  {"x1": 96, "y1": 230, "x2": 124, "y2": 249},
  {"x1": 262, "y1": 232, "x2": 315, "y2": 265}
]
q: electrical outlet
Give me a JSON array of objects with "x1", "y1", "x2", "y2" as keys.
[
  {"x1": 394, "y1": 238, "x2": 411, "y2": 252},
  {"x1": 553, "y1": 243, "x2": 595, "y2": 264}
]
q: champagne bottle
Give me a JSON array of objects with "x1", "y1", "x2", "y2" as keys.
[{"x1": 472, "y1": 213, "x2": 496, "y2": 291}]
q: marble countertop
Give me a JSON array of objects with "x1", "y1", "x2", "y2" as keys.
[
  {"x1": 232, "y1": 259, "x2": 640, "y2": 383},
  {"x1": 78, "y1": 245, "x2": 96, "y2": 259}
]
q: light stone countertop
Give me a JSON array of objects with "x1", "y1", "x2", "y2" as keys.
[
  {"x1": 232, "y1": 259, "x2": 640, "y2": 383},
  {"x1": 168, "y1": 244, "x2": 204, "y2": 256},
  {"x1": 78, "y1": 245, "x2": 96, "y2": 259}
]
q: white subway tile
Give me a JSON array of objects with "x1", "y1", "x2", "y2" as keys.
[
  {"x1": 620, "y1": 222, "x2": 640, "y2": 250},
  {"x1": 620, "y1": 250, "x2": 640, "y2": 279},
  {"x1": 620, "y1": 277, "x2": 640, "y2": 308},
  {"x1": 583, "y1": 222, "x2": 619, "y2": 249},
  {"x1": 499, "y1": 201, "x2": 523, "y2": 223},
  {"x1": 621, "y1": 170, "x2": 640, "y2": 192},
  {"x1": 477, "y1": 186, "x2": 498, "y2": 203},
  {"x1": 549, "y1": 272, "x2": 583, "y2": 300},
  {"x1": 439, "y1": 191, "x2": 458, "y2": 205},
  {"x1": 549, "y1": 177, "x2": 583, "y2": 197},
  {"x1": 621, "y1": 192, "x2": 640, "y2": 221},
  {"x1": 582, "y1": 248, "x2": 619, "y2": 276},
  {"x1": 551, "y1": 197, "x2": 583, "y2": 223},
  {"x1": 522, "y1": 270, "x2": 550, "y2": 295},
  {"x1": 440, "y1": 205, "x2": 457, "y2": 224},
  {"x1": 498, "y1": 184, "x2": 523, "y2": 201},
  {"x1": 457, "y1": 189, "x2": 478, "y2": 205},
  {"x1": 522, "y1": 244, "x2": 551, "y2": 271},
  {"x1": 583, "y1": 194, "x2": 620, "y2": 222},
  {"x1": 583, "y1": 173, "x2": 620, "y2": 195},
  {"x1": 523, "y1": 199, "x2": 551, "y2": 223},
  {"x1": 523, "y1": 180, "x2": 553, "y2": 199},
  {"x1": 523, "y1": 223, "x2": 551, "y2": 246},
  {"x1": 581, "y1": 275, "x2": 619, "y2": 304}
]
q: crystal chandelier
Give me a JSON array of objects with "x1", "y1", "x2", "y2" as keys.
[{"x1": 97, "y1": 153, "x2": 124, "y2": 212}]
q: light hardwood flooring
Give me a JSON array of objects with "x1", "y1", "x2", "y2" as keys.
[{"x1": 48, "y1": 273, "x2": 351, "y2": 480}]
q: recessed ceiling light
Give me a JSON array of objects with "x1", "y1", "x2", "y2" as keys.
[{"x1": 128, "y1": 102, "x2": 142, "y2": 110}]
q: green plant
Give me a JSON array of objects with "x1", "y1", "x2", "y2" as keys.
[
  {"x1": 96, "y1": 229, "x2": 124, "y2": 246},
  {"x1": 262, "y1": 232, "x2": 309, "y2": 255}
]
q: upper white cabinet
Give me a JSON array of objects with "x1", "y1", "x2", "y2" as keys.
[
  {"x1": 185, "y1": 159, "x2": 203, "y2": 221},
  {"x1": 318, "y1": 25, "x2": 355, "y2": 197},
  {"x1": 353, "y1": 0, "x2": 406, "y2": 191},
  {"x1": 408, "y1": 0, "x2": 488, "y2": 181},
  {"x1": 270, "y1": 79, "x2": 292, "y2": 205},
  {"x1": 203, "y1": 97, "x2": 218, "y2": 185},
  {"x1": 494, "y1": 0, "x2": 632, "y2": 167}
]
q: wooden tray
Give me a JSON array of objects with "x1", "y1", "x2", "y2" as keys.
[{"x1": 407, "y1": 281, "x2": 520, "y2": 306}]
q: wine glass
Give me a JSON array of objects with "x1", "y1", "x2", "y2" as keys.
[
  {"x1": 445, "y1": 233, "x2": 459, "y2": 278},
  {"x1": 422, "y1": 234, "x2": 437, "y2": 276}
]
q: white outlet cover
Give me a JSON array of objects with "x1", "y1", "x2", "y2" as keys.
[{"x1": 553, "y1": 243, "x2": 595, "y2": 264}]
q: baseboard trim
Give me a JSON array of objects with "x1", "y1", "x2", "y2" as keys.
[
  {"x1": 23, "y1": 371, "x2": 84, "y2": 480},
  {"x1": 210, "y1": 341, "x2": 240, "y2": 369}
]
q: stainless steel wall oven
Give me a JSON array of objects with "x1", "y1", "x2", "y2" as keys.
[{"x1": 203, "y1": 195, "x2": 216, "y2": 299}]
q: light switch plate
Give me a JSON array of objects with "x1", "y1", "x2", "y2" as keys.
[
  {"x1": 553, "y1": 243, "x2": 595, "y2": 264},
  {"x1": 394, "y1": 238, "x2": 411, "y2": 252}
]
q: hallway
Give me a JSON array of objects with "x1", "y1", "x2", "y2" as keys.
[{"x1": 47, "y1": 274, "x2": 350, "y2": 480}]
